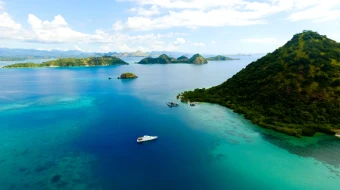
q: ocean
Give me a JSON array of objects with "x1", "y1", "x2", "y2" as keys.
[{"x1": 0, "y1": 56, "x2": 339, "y2": 190}]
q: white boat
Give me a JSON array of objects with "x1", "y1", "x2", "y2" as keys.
[{"x1": 137, "y1": 135, "x2": 158, "y2": 143}]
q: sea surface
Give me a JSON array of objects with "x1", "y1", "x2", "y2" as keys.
[{"x1": 0, "y1": 56, "x2": 339, "y2": 190}]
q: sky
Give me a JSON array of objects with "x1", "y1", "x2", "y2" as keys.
[{"x1": 0, "y1": 0, "x2": 340, "y2": 54}]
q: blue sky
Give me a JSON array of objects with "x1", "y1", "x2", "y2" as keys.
[{"x1": 1, "y1": 0, "x2": 340, "y2": 54}]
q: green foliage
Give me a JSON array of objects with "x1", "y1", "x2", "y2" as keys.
[
  {"x1": 2, "y1": 62, "x2": 40, "y2": 68},
  {"x1": 180, "y1": 30, "x2": 340, "y2": 137},
  {"x1": 138, "y1": 54, "x2": 173, "y2": 64},
  {"x1": 206, "y1": 55, "x2": 234, "y2": 61},
  {"x1": 177, "y1": 56, "x2": 189, "y2": 62},
  {"x1": 119, "y1": 72, "x2": 138, "y2": 79},
  {"x1": 188, "y1": 54, "x2": 208, "y2": 64},
  {"x1": 138, "y1": 54, "x2": 207, "y2": 64},
  {"x1": 3, "y1": 56, "x2": 128, "y2": 68}
]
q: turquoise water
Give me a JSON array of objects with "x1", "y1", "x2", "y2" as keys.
[{"x1": 0, "y1": 57, "x2": 339, "y2": 190}]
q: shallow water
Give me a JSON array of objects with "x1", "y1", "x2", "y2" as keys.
[{"x1": 0, "y1": 56, "x2": 339, "y2": 190}]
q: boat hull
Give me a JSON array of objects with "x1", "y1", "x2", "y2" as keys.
[
  {"x1": 137, "y1": 136, "x2": 158, "y2": 143},
  {"x1": 166, "y1": 102, "x2": 179, "y2": 108}
]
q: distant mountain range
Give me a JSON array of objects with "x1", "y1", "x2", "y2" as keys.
[
  {"x1": 0, "y1": 48, "x2": 150, "y2": 60},
  {"x1": 0, "y1": 48, "x2": 256, "y2": 61},
  {"x1": 0, "y1": 48, "x2": 99, "y2": 60},
  {"x1": 104, "y1": 50, "x2": 149, "y2": 57}
]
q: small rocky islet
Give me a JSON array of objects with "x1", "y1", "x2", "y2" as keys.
[{"x1": 117, "y1": 72, "x2": 138, "y2": 79}]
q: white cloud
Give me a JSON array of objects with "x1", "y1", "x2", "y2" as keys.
[
  {"x1": 27, "y1": 14, "x2": 89, "y2": 43},
  {"x1": 193, "y1": 42, "x2": 205, "y2": 47},
  {"x1": 0, "y1": 11, "x2": 26, "y2": 41},
  {"x1": 0, "y1": 1, "x2": 4, "y2": 10},
  {"x1": 0, "y1": 12, "x2": 21, "y2": 30},
  {"x1": 119, "y1": 0, "x2": 247, "y2": 10},
  {"x1": 73, "y1": 45, "x2": 81, "y2": 51},
  {"x1": 115, "y1": 0, "x2": 340, "y2": 31},
  {"x1": 129, "y1": 5, "x2": 160, "y2": 16},
  {"x1": 241, "y1": 38, "x2": 285, "y2": 45},
  {"x1": 113, "y1": 9, "x2": 268, "y2": 31},
  {"x1": 112, "y1": 21, "x2": 124, "y2": 31},
  {"x1": 0, "y1": 10, "x2": 186, "y2": 52},
  {"x1": 5, "y1": 0, "x2": 339, "y2": 53},
  {"x1": 119, "y1": 44, "x2": 134, "y2": 52},
  {"x1": 114, "y1": 0, "x2": 294, "y2": 31},
  {"x1": 172, "y1": 38, "x2": 185, "y2": 46},
  {"x1": 287, "y1": 2, "x2": 340, "y2": 22},
  {"x1": 100, "y1": 45, "x2": 113, "y2": 52}
]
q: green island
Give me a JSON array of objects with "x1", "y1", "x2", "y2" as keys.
[
  {"x1": 179, "y1": 30, "x2": 340, "y2": 137},
  {"x1": 117, "y1": 72, "x2": 138, "y2": 79},
  {"x1": 2, "y1": 56, "x2": 128, "y2": 68},
  {"x1": 138, "y1": 54, "x2": 207, "y2": 64},
  {"x1": 177, "y1": 56, "x2": 190, "y2": 62},
  {"x1": 206, "y1": 55, "x2": 238, "y2": 61}
]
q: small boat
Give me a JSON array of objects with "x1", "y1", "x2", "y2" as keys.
[
  {"x1": 108, "y1": 77, "x2": 112, "y2": 80},
  {"x1": 190, "y1": 103, "x2": 195, "y2": 106},
  {"x1": 137, "y1": 135, "x2": 158, "y2": 143},
  {"x1": 166, "y1": 102, "x2": 179, "y2": 108}
]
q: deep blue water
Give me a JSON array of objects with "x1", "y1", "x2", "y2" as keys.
[{"x1": 1, "y1": 57, "x2": 340, "y2": 190}]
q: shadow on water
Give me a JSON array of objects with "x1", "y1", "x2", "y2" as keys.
[{"x1": 261, "y1": 132, "x2": 340, "y2": 168}]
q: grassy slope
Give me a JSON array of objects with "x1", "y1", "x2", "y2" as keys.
[{"x1": 180, "y1": 31, "x2": 340, "y2": 137}]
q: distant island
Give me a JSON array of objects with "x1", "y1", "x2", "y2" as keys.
[
  {"x1": 177, "y1": 56, "x2": 189, "y2": 62},
  {"x1": 118, "y1": 72, "x2": 138, "y2": 79},
  {"x1": 2, "y1": 56, "x2": 128, "y2": 68},
  {"x1": 179, "y1": 30, "x2": 340, "y2": 137},
  {"x1": 206, "y1": 55, "x2": 239, "y2": 61},
  {"x1": 138, "y1": 54, "x2": 207, "y2": 64}
]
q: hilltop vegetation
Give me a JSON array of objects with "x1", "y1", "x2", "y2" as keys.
[
  {"x1": 206, "y1": 55, "x2": 236, "y2": 61},
  {"x1": 105, "y1": 50, "x2": 148, "y2": 57},
  {"x1": 138, "y1": 54, "x2": 207, "y2": 64},
  {"x1": 2, "y1": 56, "x2": 128, "y2": 68},
  {"x1": 188, "y1": 54, "x2": 208, "y2": 64},
  {"x1": 180, "y1": 30, "x2": 340, "y2": 137},
  {"x1": 118, "y1": 72, "x2": 138, "y2": 79},
  {"x1": 177, "y1": 56, "x2": 189, "y2": 62}
]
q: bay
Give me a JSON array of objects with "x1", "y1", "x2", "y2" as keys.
[{"x1": 0, "y1": 56, "x2": 339, "y2": 190}]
